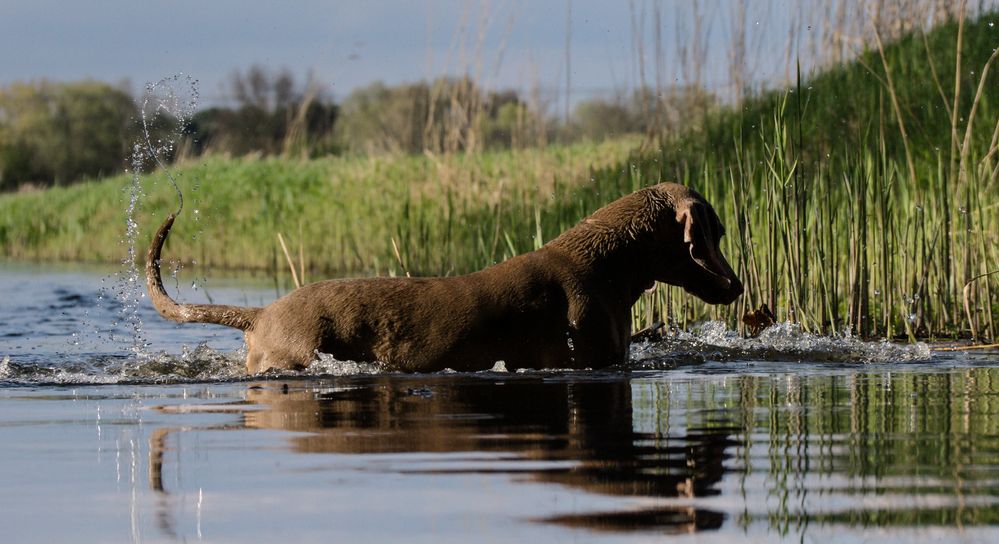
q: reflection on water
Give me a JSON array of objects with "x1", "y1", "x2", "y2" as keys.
[
  {"x1": 2, "y1": 263, "x2": 998, "y2": 541},
  {"x1": 237, "y1": 376, "x2": 734, "y2": 535},
  {"x1": 136, "y1": 366, "x2": 999, "y2": 540}
]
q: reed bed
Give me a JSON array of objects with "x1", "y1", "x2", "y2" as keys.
[
  {"x1": 622, "y1": 11, "x2": 998, "y2": 341},
  {"x1": 626, "y1": 110, "x2": 997, "y2": 342}
]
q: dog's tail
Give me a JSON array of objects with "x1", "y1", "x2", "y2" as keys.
[{"x1": 145, "y1": 214, "x2": 261, "y2": 331}]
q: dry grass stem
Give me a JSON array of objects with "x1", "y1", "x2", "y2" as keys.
[{"x1": 277, "y1": 232, "x2": 301, "y2": 289}]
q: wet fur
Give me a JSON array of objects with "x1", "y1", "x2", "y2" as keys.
[{"x1": 146, "y1": 182, "x2": 743, "y2": 373}]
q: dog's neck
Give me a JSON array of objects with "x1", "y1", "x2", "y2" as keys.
[{"x1": 545, "y1": 190, "x2": 669, "y2": 303}]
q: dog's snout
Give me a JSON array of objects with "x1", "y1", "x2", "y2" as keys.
[
  {"x1": 724, "y1": 276, "x2": 745, "y2": 303},
  {"x1": 683, "y1": 257, "x2": 743, "y2": 305},
  {"x1": 731, "y1": 274, "x2": 744, "y2": 296},
  {"x1": 707, "y1": 274, "x2": 743, "y2": 304}
]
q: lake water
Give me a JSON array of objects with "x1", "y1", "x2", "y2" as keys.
[{"x1": 1, "y1": 262, "x2": 997, "y2": 543}]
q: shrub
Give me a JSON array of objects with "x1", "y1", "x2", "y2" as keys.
[{"x1": 0, "y1": 81, "x2": 137, "y2": 189}]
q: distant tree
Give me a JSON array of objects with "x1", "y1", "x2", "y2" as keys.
[
  {"x1": 570, "y1": 85, "x2": 718, "y2": 143},
  {"x1": 336, "y1": 79, "x2": 448, "y2": 155},
  {"x1": 335, "y1": 77, "x2": 542, "y2": 155},
  {"x1": 0, "y1": 81, "x2": 137, "y2": 189},
  {"x1": 476, "y1": 90, "x2": 546, "y2": 150},
  {"x1": 572, "y1": 97, "x2": 637, "y2": 141},
  {"x1": 634, "y1": 85, "x2": 718, "y2": 137},
  {"x1": 185, "y1": 65, "x2": 338, "y2": 158},
  {"x1": 335, "y1": 80, "x2": 432, "y2": 154}
]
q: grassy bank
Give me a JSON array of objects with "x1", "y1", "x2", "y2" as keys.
[
  {"x1": 0, "y1": 137, "x2": 641, "y2": 274},
  {"x1": 1, "y1": 13, "x2": 996, "y2": 341}
]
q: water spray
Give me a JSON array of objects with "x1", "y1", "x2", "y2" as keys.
[{"x1": 115, "y1": 75, "x2": 199, "y2": 356}]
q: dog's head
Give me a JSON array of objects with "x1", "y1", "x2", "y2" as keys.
[{"x1": 656, "y1": 190, "x2": 743, "y2": 305}]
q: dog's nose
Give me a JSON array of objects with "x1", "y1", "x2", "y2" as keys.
[
  {"x1": 717, "y1": 276, "x2": 744, "y2": 304},
  {"x1": 731, "y1": 277, "x2": 744, "y2": 297}
]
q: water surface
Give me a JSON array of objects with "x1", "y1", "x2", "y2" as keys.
[{"x1": 1, "y1": 262, "x2": 997, "y2": 543}]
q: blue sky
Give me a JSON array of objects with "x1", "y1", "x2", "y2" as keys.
[{"x1": 2, "y1": 1, "x2": 858, "y2": 109}]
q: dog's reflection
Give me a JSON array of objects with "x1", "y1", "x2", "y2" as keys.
[{"x1": 151, "y1": 376, "x2": 734, "y2": 534}]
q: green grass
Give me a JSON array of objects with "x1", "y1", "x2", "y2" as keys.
[
  {"x1": 1, "y1": 12, "x2": 996, "y2": 340},
  {"x1": 0, "y1": 137, "x2": 640, "y2": 274}
]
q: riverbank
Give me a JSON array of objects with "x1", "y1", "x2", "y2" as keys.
[
  {"x1": 1, "y1": 12, "x2": 996, "y2": 339},
  {"x1": 0, "y1": 137, "x2": 642, "y2": 274}
]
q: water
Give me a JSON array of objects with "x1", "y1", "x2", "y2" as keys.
[
  {"x1": 1, "y1": 262, "x2": 998, "y2": 543},
  {"x1": 0, "y1": 261, "x2": 252, "y2": 384}
]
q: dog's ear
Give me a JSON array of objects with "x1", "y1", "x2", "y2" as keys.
[
  {"x1": 677, "y1": 200, "x2": 715, "y2": 249},
  {"x1": 676, "y1": 201, "x2": 732, "y2": 289}
]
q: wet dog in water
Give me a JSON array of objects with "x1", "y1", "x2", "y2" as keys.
[{"x1": 146, "y1": 182, "x2": 743, "y2": 373}]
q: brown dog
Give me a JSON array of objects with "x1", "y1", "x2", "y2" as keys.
[{"x1": 146, "y1": 182, "x2": 742, "y2": 373}]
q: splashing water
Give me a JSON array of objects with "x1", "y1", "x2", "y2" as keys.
[
  {"x1": 0, "y1": 324, "x2": 953, "y2": 386},
  {"x1": 137, "y1": 74, "x2": 199, "y2": 215},
  {"x1": 0, "y1": 344, "x2": 246, "y2": 386},
  {"x1": 104, "y1": 75, "x2": 199, "y2": 358},
  {"x1": 310, "y1": 351, "x2": 391, "y2": 376},
  {"x1": 630, "y1": 320, "x2": 933, "y2": 368}
]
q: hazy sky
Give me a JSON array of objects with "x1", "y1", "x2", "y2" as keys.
[{"x1": 3, "y1": 1, "x2": 829, "y2": 108}]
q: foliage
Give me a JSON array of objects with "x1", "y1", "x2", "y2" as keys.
[
  {"x1": 185, "y1": 65, "x2": 339, "y2": 158},
  {"x1": 619, "y1": 11, "x2": 999, "y2": 340},
  {"x1": 0, "y1": 137, "x2": 638, "y2": 272},
  {"x1": 679, "y1": 15, "x2": 998, "y2": 170},
  {"x1": 571, "y1": 85, "x2": 719, "y2": 141},
  {"x1": 0, "y1": 81, "x2": 138, "y2": 189},
  {"x1": 334, "y1": 77, "x2": 547, "y2": 155}
]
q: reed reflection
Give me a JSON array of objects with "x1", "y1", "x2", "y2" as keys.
[{"x1": 148, "y1": 366, "x2": 999, "y2": 538}]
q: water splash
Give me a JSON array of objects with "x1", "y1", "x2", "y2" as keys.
[
  {"x1": 0, "y1": 356, "x2": 11, "y2": 380},
  {"x1": 1, "y1": 315, "x2": 952, "y2": 386},
  {"x1": 104, "y1": 75, "x2": 199, "y2": 359},
  {"x1": 309, "y1": 351, "x2": 391, "y2": 376},
  {"x1": 0, "y1": 345, "x2": 246, "y2": 385},
  {"x1": 629, "y1": 321, "x2": 933, "y2": 368},
  {"x1": 565, "y1": 330, "x2": 576, "y2": 364},
  {"x1": 137, "y1": 74, "x2": 199, "y2": 215}
]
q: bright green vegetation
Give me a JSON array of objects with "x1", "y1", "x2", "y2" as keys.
[
  {"x1": 0, "y1": 136, "x2": 640, "y2": 272},
  {"x1": 629, "y1": 13, "x2": 999, "y2": 341},
  {"x1": 1, "y1": 13, "x2": 996, "y2": 340}
]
